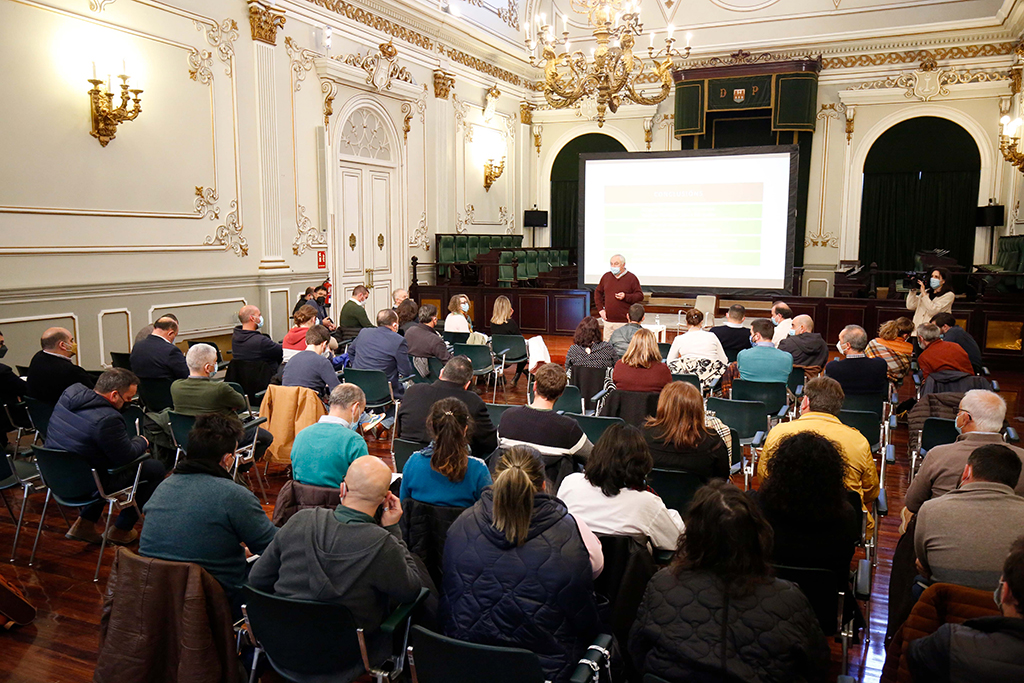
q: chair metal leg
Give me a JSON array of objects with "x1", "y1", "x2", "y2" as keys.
[
  {"x1": 29, "y1": 489, "x2": 51, "y2": 567},
  {"x1": 55, "y1": 502, "x2": 71, "y2": 530},
  {"x1": 248, "y1": 646, "x2": 262, "y2": 683},
  {"x1": 251, "y1": 462, "x2": 269, "y2": 505},
  {"x1": 94, "y1": 500, "x2": 114, "y2": 582},
  {"x1": 10, "y1": 485, "x2": 30, "y2": 562}
]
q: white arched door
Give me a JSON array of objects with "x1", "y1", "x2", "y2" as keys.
[{"x1": 335, "y1": 107, "x2": 399, "y2": 315}]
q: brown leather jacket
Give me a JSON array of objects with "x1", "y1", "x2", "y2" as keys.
[
  {"x1": 95, "y1": 548, "x2": 241, "y2": 683},
  {"x1": 271, "y1": 478, "x2": 340, "y2": 527}
]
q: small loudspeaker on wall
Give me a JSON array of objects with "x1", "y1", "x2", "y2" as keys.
[{"x1": 524, "y1": 210, "x2": 548, "y2": 227}]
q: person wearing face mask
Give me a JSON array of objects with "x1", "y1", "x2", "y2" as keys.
[
  {"x1": 0, "y1": 330, "x2": 29, "y2": 453},
  {"x1": 281, "y1": 324, "x2": 341, "y2": 398},
  {"x1": 312, "y1": 285, "x2": 337, "y2": 331},
  {"x1": 777, "y1": 314, "x2": 829, "y2": 369},
  {"x1": 595, "y1": 254, "x2": 644, "y2": 342},
  {"x1": 824, "y1": 324, "x2": 889, "y2": 396},
  {"x1": 140, "y1": 412, "x2": 277, "y2": 611},
  {"x1": 129, "y1": 315, "x2": 189, "y2": 381},
  {"x1": 293, "y1": 287, "x2": 317, "y2": 315},
  {"x1": 231, "y1": 305, "x2": 284, "y2": 373},
  {"x1": 769, "y1": 302, "x2": 794, "y2": 346},
  {"x1": 444, "y1": 294, "x2": 474, "y2": 333},
  {"x1": 736, "y1": 318, "x2": 793, "y2": 385},
  {"x1": 906, "y1": 267, "x2": 955, "y2": 336},
  {"x1": 907, "y1": 534, "x2": 1024, "y2": 683},
  {"x1": 26, "y1": 326, "x2": 96, "y2": 405},
  {"x1": 46, "y1": 368, "x2": 164, "y2": 545},
  {"x1": 349, "y1": 309, "x2": 413, "y2": 400},
  {"x1": 286, "y1": 384, "x2": 370, "y2": 489},
  {"x1": 337, "y1": 284, "x2": 375, "y2": 334}
]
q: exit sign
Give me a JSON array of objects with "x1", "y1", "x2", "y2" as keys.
[{"x1": 317, "y1": 250, "x2": 326, "y2": 269}]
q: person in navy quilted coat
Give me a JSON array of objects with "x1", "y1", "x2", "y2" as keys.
[
  {"x1": 440, "y1": 446, "x2": 604, "y2": 683},
  {"x1": 630, "y1": 480, "x2": 830, "y2": 683}
]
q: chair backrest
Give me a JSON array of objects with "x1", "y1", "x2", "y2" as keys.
[
  {"x1": 553, "y1": 385, "x2": 584, "y2": 414},
  {"x1": 168, "y1": 411, "x2": 197, "y2": 451},
  {"x1": 466, "y1": 235, "x2": 479, "y2": 260},
  {"x1": 500, "y1": 235, "x2": 515, "y2": 249},
  {"x1": 731, "y1": 380, "x2": 787, "y2": 416},
  {"x1": 408, "y1": 625, "x2": 546, "y2": 683},
  {"x1": 772, "y1": 564, "x2": 844, "y2": 636},
  {"x1": 110, "y1": 352, "x2": 132, "y2": 370},
  {"x1": 343, "y1": 368, "x2": 393, "y2": 406},
  {"x1": 566, "y1": 413, "x2": 624, "y2": 444},
  {"x1": 241, "y1": 585, "x2": 365, "y2": 676},
  {"x1": 671, "y1": 374, "x2": 701, "y2": 393},
  {"x1": 225, "y1": 359, "x2": 275, "y2": 405},
  {"x1": 438, "y1": 235, "x2": 456, "y2": 263},
  {"x1": 572, "y1": 366, "x2": 609, "y2": 412},
  {"x1": 393, "y1": 438, "x2": 427, "y2": 473},
  {"x1": 16, "y1": 365, "x2": 31, "y2": 377},
  {"x1": 427, "y1": 356, "x2": 447, "y2": 380},
  {"x1": 121, "y1": 405, "x2": 146, "y2": 438},
  {"x1": 454, "y1": 235, "x2": 469, "y2": 262},
  {"x1": 658, "y1": 342, "x2": 672, "y2": 359},
  {"x1": 513, "y1": 251, "x2": 528, "y2": 280},
  {"x1": 601, "y1": 390, "x2": 660, "y2": 426},
  {"x1": 187, "y1": 339, "x2": 224, "y2": 362},
  {"x1": 485, "y1": 403, "x2": 513, "y2": 429},
  {"x1": 787, "y1": 366, "x2": 806, "y2": 395},
  {"x1": 705, "y1": 397, "x2": 767, "y2": 440},
  {"x1": 490, "y1": 335, "x2": 528, "y2": 362},
  {"x1": 648, "y1": 468, "x2": 705, "y2": 515},
  {"x1": 838, "y1": 409, "x2": 881, "y2": 450},
  {"x1": 137, "y1": 378, "x2": 175, "y2": 413},
  {"x1": 32, "y1": 446, "x2": 100, "y2": 506},
  {"x1": 443, "y1": 331, "x2": 470, "y2": 345},
  {"x1": 498, "y1": 251, "x2": 515, "y2": 283},
  {"x1": 452, "y1": 344, "x2": 493, "y2": 374},
  {"x1": 524, "y1": 250, "x2": 538, "y2": 278},
  {"x1": 24, "y1": 396, "x2": 54, "y2": 441},
  {"x1": 725, "y1": 347, "x2": 741, "y2": 364},
  {"x1": 842, "y1": 392, "x2": 886, "y2": 418},
  {"x1": 921, "y1": 417, "x2": 959, "y2": 452}
]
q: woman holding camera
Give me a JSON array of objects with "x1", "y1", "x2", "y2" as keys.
[{"x1": 906, "y1": 267, "x2": 954, "y2": 334}]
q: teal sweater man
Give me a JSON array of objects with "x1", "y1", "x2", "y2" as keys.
[
  {"x1": 737, "y1": 342, "x2": 793, "y2": 384},
  {"x1": 290, "y1": 416, "x2": 370, "y2": 487}
]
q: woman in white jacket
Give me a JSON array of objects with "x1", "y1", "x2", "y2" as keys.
[
  {"x1": 666, "y1": 309, "x2": 728, "y2": 392},
  {"x1": 906, "y1": 267, "x2": 954, "y2": 334}
]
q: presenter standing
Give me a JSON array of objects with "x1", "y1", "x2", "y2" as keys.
[{"x1": 595, "y1": 254, "x2": 644, "y2": 341}]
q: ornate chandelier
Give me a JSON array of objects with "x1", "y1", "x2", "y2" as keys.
[{"x1": 527, "y1": 0, "x2": 691, "y2": 126}]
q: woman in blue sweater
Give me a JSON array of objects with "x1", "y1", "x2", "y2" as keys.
[{"x1": 399, "y1": 397, "x2": 491, "y2": 507}]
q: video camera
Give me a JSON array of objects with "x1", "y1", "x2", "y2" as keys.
[{"x1": 902, "y1": 271, "x2": 927, "y2": 290}]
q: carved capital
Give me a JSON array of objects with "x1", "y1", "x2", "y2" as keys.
[
  {"x1": 247, "y1": 0, "x2": 286, "y2": 46},
  {"x1": 433, "y1": 69, "x2": 455, "y2": 99},
  {"x1": 520, "y1": 101, "x2": 534, "y2": 125}
]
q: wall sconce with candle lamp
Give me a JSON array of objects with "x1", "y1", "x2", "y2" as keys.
[
  {"x1": 88, "y1": 62, "x2": 142, "y2": 147},
  {"x1": 484, "y1": 157, "x2": 505, "y2": 191}
]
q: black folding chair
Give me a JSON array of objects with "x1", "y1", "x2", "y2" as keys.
[
  {"x1": 392, "y1": 438, "x2": 427, "y2": 473},
  {"x1": 23, "y1": 396, "x2": 53, "y2": 443},
  {"x1": 731, "y1": 379, "x2": 789, "y2": 425},
  {"x1": 565, "y1": 413, "x2": 624, "y2": 445},
  {"x1": 136, "y1": 378, "x2": 175, "y2": 413},
  {"x1": 912, "y1": 417, "x2": 960, "y2": 481},
  {"x1": 1, "y1": 452, "x2": 45, "y2": 562},
  {"x1": 109, "y1": 352, "x2": 132, "y2": 370},
  {"x1": 648, "y1": 468, "x2": 704, "y2": 515},
  {"x1": 706, "y1": 397, "x2": 767, "y2": 490}
]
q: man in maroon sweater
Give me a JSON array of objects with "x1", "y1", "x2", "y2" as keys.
[
  {"x1": 917, "y1": 322, "x2": 974, "y2": 380},
  {"x1": 595, "y1": 254, "x2": 644, "y2": 341}
]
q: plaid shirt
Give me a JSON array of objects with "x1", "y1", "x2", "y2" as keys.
[{"x1": 865, "y1": 338, "x2": 912, "y2": 385}]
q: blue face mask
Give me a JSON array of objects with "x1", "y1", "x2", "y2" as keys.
[
  {"x1": 750, "y1": 337, "x2": 757, "y2": 347},
  {"x1": 929, "y1": 277, "x2": 941, "y2": 289},
  {"x1": 257, "y1": 315, "x2": 264, "y2": 329},
  {"x1": 610, "y1": 266, "x2": 621, "y2": 275},
  {"x1": 771, "y1": 317, "x2": 779, "y2": 326},
  {"x1": 460, "y1": 302, "x2": 470, "y2": 312},
  {"x1": 788, "y1": 329, "x2": 796, "y2": 336}
]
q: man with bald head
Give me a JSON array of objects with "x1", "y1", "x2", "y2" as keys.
[
  {"x1": 826, "y1": 324, "x2": 889, "y2": 396},
  {"x1": 392, "y1": 288, "x2": 409, "y2": 310},
  {"x1": 595, "y1": 254, "x2": 644, "y2": 341},
  {"x1": 130, "y1": 315, "x2": 188, "y2": 381},
  {"x1": 249, "y1": 455, "x2": 430, "y2": 680},
  {"x1": 231, "y1": 304, "x2": 283, "y2": 372},
  {"x1": 26, "y1": 326, "x2": 96, "y2": 405},
  {"x1": 778, "y1": 314, "x2": 829, "y2": 368}
]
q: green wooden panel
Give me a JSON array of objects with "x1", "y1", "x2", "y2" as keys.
[
  {"x1": 674, "y1": 80, "x2": 705, "y2": 137},
  {"x1": 772, "y1": 73, "x2": 818, "y2": 132}
]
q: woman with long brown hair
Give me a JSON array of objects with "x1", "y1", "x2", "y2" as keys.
[
  {"x1": 398, "y1": 397, "x2": 491, "y2": 507},
  {"x1": 441, "y1": 446, "x2": 603, "y2": 683},
  {"x1": 564, "y1": 316, "x2": 616, "y2": 376},
  {"x1": 444, "y1": 293, "x2": 473, "y2": 333},
  {"x1": 644, "y1": 381, "x2": 729, "y2": 480},
  {"x1": 613, "y1": 328, "x2": 672, "y2": 392}
]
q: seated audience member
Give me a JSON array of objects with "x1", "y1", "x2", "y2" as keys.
[
  {"x1": 770, "y1": 301, "x2": 795, "y2": 346},
  {"x1": 172, "y1": 343, "x2": 273, "y2": 462},
  {"x1": 392, "y1": 287, "x2": 409, "y2": 310},
  {"x1": 337, "y1": 285, "x2": 375, "y2": 331},
  {"x1": 443, "y1": 293, "x2": 474, "y2": 333},
  {"x1": 609, "y1": 303, "x2": 646, "y2": 359},
  {"x1": 557, "y1": 423, "x2": 685, "y2": 551},
  {"x1": 399, "y1": 397, "x2": 492, "y2": 507},
  {"x1": 349, "y1": 309, "x2": 413, "y2": 399},
  {"x1": 777, "y1": 314, "x2": 829, "y2": 369},
  {"x1": 395, "y1": 356, "x2": 497, "y2": 458},
  {"x1": 292, "y1": 287, "x2": 316, "y2": 315},
  {"x1": 140, "y1": 413, "x2": 276, "y2": 603},
  {"x1": 26, "y1": 326, "x2": 96, "y2": 405},
  {"x1": 710, "y1": 304, "x2": 751, "y2": 360},
  {"x1": 441, "y1": 447, "x2": 603, "y2": 683},
  {"x1": 825, "y1": 324, "x2": 889, "y2": 396},
  {"x1": 865, "y1": 317, "x2": 915, "y2": 386},
  {"x1": 396, "y1": 298, "x2": 419, "y2": 336},
  {"x1": 666, "y1": 310, "x2": 729, "y2": 393},
  {"x1": 906, "y1": 390, "x2": 1024, "y2": 513},
  {"x1": 0, "y1": 330, "x2": 28, "y2": 452},
  {"x1": 498, "y1": 363, "x2": 593, "y2": 467},
  {"x1": 908, "y1": 534, "x2": 1024, "y2": 682},
  {"x1": 290, "y1": 383, "x2": 369, "y2": 488},
  {"x1": 130, "y1": 315, "x2": 188, "y2": 381},
  {"x1": 564, "y1": 316, "x2": 616, "y2": 376},
  {"x1": 282, "y1": 324, "x2": 340, "y2": 397},
  {"x1": 311, "y1": 285, "x2": 336, "y2": 330},
  {"x1": 249, "y1": 456, "x2": 430, "y2": 682},
  {"x1": 613, "y1": 328, "x2": 672, "y2": 393},
  {"x1": 643, "y1": 381, "x2": 729, "y2": 480},
  {"x1": 629, "y1": 481, "x2": 830, "y2": 683},
  {"x1": 737, "y1": 318, "x2": 794, "y2": 384},
  {"x1": 231, "y1": 305, "x2": 283, "y2": 372},
  {"x1": 405, "y1": 304, "x2": 452, "y2": 365},
  {"x1": 46, "y1": 368, "x2": 164, "y2": 545},
  {"x1": 754, "y1": 432, "x2": 860, "y2": 576},
  {"x1": 915, "y1": 444, "x2": 1024, "y2": 591},
  {"x1": 490, "y1": 295, "x2": 527, "y2": 386},
  {"x1": 931, "y1": 311, "x2": 983, "y2": 372},
  {"x1": 282, "y1": 304, "x2": 318, "y2": 353},
  {"x1": 917, "y1": 322, "x2": 973, "y2": 380},
  {"x1": 758, "y1": 376, "x2": 880, "y2": 535}
]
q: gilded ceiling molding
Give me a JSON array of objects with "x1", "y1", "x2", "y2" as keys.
[
  {"x1": 409, "y1": 211, "x2": 430, "y2": 250},
  {"x1": 520, "y1": 101, "x2": 534, "y2": 125},
  {"x1": 497, "y1": 0, "x2": 520, "y2": 31},
  {"x1": 89, "y1": 0, "x2": 116, "y2": 11},
  {"x1": 194, "y1": 186, "x2": 221, "y2": 220},
  {"x1": 685, "y1": 50, "x2": 821, "y2": 70},
  {"x1": 187, "y1": 48, "x2": 214, "y2": 84},
  {"x1": 304, "y1": 0, "x2": 434, "y2": 49},
  {"x1": 850, "y1": 59, "x2": 1011, "y2": 102},
  {"x1": 292, "y1": 205, "x2": 326, "y2": 255},
  {"x1": 433, "y1": 69, "x2": 455, "y2": 98},
  {"x1": 194, "y1": 18, "x2": 239, "y2": 77},
  {"x1": 284, "y1": 36, "x2": 319, "y2": 91},
  {"x1": 248, "y1": 1, "x2": 286, "y2": 46},
  {"x1": 822, "y1": 43, "x2": 1015, "y2": 70},
  {"x1": 438, "y1": 46, "x2": 522, "y2": 86},
  {"x1": 338, "y1": 40, "x2": 414, "y2": 92},
  {"x1": 204, "y1": 201, "x2": 249, "y2": 256}
]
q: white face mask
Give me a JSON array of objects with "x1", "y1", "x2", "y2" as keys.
[
  {"x1": 835, "y1": 341, "x2": 845, "y2": 356},
  {"x1": 610, "y1": 266, "x2": 621, "y2": 275},
  {"x1": 929, "y1": 277, "x2": 941, "y2": 290},
  {"x1": 460, "y1": 302, "x2": 470, "y2": 312},
  {"x1": 256, "y1": 315, "x2": 264, "y2": 329}
]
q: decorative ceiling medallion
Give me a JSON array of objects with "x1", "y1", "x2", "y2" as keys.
[
  {"x1": 708, "y1": 0, "x2": 781, "y2": 12},
  {"x1": 851, "y1": 59, "x2": 1011, "y2": 102}
]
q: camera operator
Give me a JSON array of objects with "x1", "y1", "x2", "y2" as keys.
[{"x1": 906, "y1": 267, "x2": 954, "y2": 338}]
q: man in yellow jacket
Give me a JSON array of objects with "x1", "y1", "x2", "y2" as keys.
[{"x1": 757, "y1": 376, "x2": 881, "y2": 535}]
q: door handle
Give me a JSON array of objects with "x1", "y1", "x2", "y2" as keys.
[{"x1": 365, "y1": 268, "x2": 374, "y2": 288}]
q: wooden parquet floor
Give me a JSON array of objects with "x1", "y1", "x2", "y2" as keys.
[{"x1": 1, "y1": 335, "x2": 1020, "y2": 683}]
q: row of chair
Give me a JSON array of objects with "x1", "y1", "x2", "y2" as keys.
[{"x1": 496, "y1": 249, "x2": 572, "y2": 285}]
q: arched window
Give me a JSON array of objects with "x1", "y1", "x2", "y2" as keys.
[{"x1": 338, "y1": 108, "x2": 392, "y2": 162}]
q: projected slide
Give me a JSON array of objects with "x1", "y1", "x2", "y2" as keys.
[{"x1": 581, "y1": 149, "x2": 794, "y2": 291}]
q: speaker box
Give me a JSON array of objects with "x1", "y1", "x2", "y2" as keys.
[{"x1": 524, "y1": 210, "x2": 548, "y2": 227}]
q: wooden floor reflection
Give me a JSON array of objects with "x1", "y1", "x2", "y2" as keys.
[{"x1": 1, "y1": 335, "x2": 1020, "y2": 682}]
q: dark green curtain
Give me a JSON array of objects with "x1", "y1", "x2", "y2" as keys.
[
  {"x1": 859, "y1": 170, "x2": 980, "y2": 270},
  {"x1": 550, "y1": 181, "x2": 578, "y2": 249}
]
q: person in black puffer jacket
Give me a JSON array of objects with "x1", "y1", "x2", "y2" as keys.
[
  {"x1": 441, "y1": 446, "x2": 605, "y2": 683},
  {"x1": 629, "y1": 480, "x2": 830, "y2": 683}
]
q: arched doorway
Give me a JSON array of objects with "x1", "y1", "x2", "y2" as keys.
[
  {"x1": 858, "y1": 116, "x2": 981, "y2": 271},
  {"x1": 550, "y1": 133, "x2": 626, "y2": 249}
]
